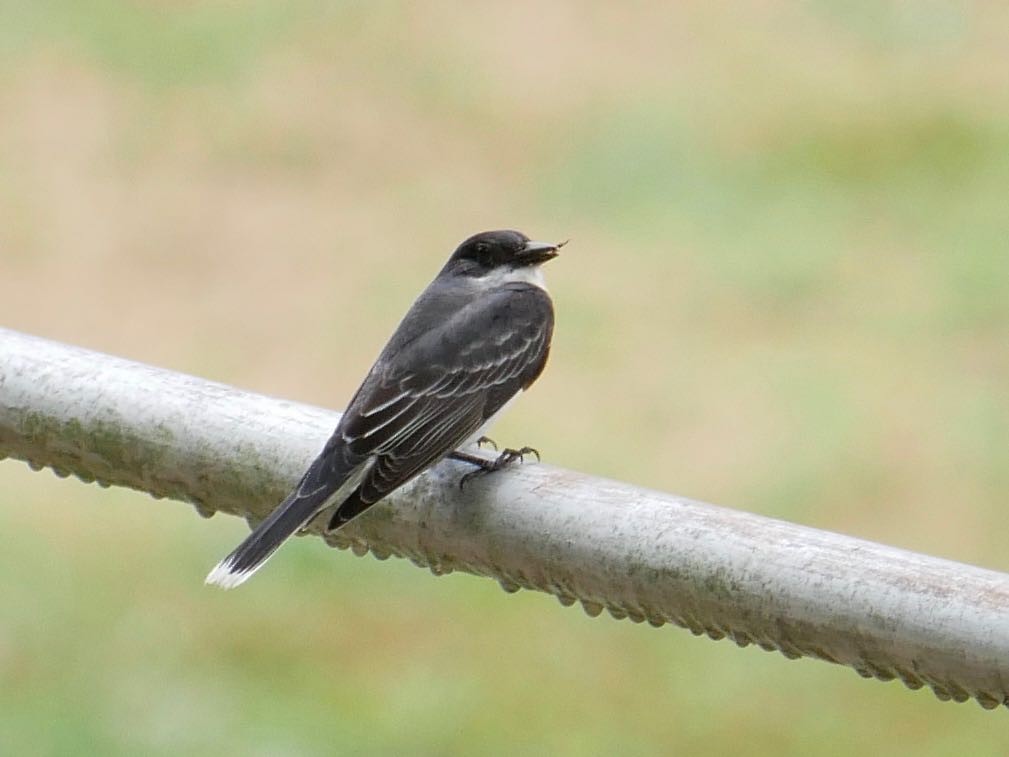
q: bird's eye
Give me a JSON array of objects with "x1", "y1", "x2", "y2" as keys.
[{"x1": 475, "y1": 242, "x2": 489, "y2": 255}]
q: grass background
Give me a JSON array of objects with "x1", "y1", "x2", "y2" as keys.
[{"x1": 2, "y1": 2, "x2": 1008, "y2": 754}]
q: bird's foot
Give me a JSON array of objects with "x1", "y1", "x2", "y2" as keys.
[
  {"x1": 446, "y1": 438, "x2": 498, "y2": 467},
  {"x1": 458, "y1": 446, "x2": 540, "y2": 490}
]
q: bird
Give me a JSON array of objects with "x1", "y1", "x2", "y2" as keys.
[{"x1": 206, "y1": 229, "x2": 562, "y2": 588}]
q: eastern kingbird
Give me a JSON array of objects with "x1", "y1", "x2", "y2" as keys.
[{"x1": 206, "y1": 230, "x2": 561, "y2": 588}]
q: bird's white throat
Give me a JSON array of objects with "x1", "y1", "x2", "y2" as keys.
[{"x1": 478, "y1": 265, "x2": 548, "y2": 292}]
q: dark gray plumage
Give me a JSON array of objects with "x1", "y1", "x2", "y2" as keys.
[{"x1": 207, "y1": 230, "x2": 559, "y2": 588}]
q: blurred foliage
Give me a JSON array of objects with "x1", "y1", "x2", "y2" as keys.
[{"x1": 1, "y1": 1, "x2": 1008, "y2": 754}]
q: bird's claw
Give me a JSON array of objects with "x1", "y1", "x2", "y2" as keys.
[
  {"x1": 521, "y1": 446, "x2": 541, "y2": 462},
  {"x1": 501, "y1": 446, "x2": 539, "y2": 464},
  {"x1": 476, "y1": 436, "x2": 498, "y2": 451},
  {"x1": 458, "y1": 445, "x2": 541, "y2": 490}
]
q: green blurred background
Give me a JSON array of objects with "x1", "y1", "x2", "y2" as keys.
[{"x1": 2, "y1": 2, "x2": 1008, "y2": 754}]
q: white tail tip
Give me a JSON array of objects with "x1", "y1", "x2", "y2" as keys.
[{"x1": 205, "y1": 560, "x2": 255, "y2": 590}]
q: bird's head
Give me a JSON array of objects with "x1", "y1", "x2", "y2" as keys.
[{"x1": 443, "y1": 230, "x2": 564, "y2": 277}]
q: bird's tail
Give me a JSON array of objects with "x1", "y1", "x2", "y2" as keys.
[
  {"x1": 205, "y1": 488, "x2": 327, "y2": 589},
  {"x1": 206, "y1": 443, "x2": 371, "y2": 589}
]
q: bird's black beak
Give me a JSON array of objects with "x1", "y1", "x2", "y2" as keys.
[{"x1": 519, "y1": 239, "x2": 566, "y2": 265}]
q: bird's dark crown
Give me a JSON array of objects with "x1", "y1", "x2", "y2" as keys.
[{"x1": 444, "y1": 230, "x2": 558, "y2": 275}]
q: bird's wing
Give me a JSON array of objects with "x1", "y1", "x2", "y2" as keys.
[{"x1": 336, "y1": 282, "x2": 553, "y2": 509}]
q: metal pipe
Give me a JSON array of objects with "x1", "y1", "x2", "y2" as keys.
[{"x1": 1, "y1": 327, "x2": 1006, "y2": 709}]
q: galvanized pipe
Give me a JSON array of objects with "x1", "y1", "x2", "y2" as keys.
[{"x1": 1, "y1": 327, "x2": 1007, "y2": 709}]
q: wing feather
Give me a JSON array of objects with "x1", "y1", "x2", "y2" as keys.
[{"x1": 334, "y1": 283, "x2": 553, "y2": 511}]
